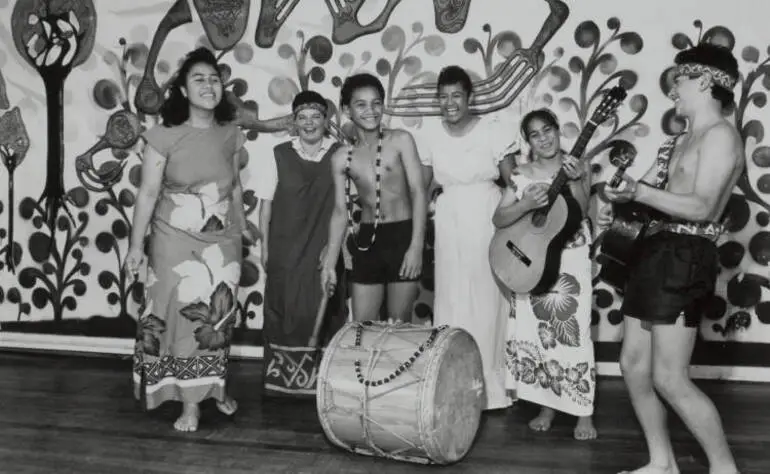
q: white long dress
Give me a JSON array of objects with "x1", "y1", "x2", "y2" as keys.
[
  {"x1": 503, "y1": 172, "x2": 596, "y2": 417},
  {"x1": 417, "y1": 116, "x2": 518, "y2": 410}
]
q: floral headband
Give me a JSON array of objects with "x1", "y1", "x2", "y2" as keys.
[{"x1": 675, "y1": 63, "x2": 737, "y2": 90}]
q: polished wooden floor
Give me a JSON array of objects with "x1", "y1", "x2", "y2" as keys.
[{"x1": 1, "y1": 352, "x2": 768, "y2": 474}]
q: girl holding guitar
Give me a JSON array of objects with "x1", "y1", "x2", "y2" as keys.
[{"x1": 493, "y1": 109, "x2": 597, "y2": 440}]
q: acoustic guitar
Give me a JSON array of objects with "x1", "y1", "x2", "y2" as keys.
[
  {"x1": 489, "y1": 85, "x2": 627, "y2": 295},
  {"x1": 596, "y1": 143, "x2": 666, "y2": 292}
]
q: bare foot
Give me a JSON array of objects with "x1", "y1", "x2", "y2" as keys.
[
  {"x1": 618, "y1": 463, "x2": 679, "y2": 474},
  {"x1": 529, "y1": 407, "x2": 555, "y2": 432},
  {"x1": 574, "y1": 416, "x2": 597, "y2": 440},
  {"x1": 174, "y1": 402, "x2": 200, "y2": 432},
  {"x1": 216, "y1": 395, "x2": 238, "y2": 416}
]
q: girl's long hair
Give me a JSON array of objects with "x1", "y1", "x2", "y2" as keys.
[{"x1": 159, "y1": 47, "x2": 235, "y2": 127}]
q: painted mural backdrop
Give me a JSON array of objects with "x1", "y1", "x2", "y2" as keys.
[{"x1": 0, "y1": 0, "x2": 768, "y2": 371}]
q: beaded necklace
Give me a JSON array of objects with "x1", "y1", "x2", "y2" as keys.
[{"x1": 345, "y1": 129, "x2": 384, "y2": 251}]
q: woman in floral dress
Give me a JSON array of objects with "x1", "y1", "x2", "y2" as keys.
[
  {"x1": 125, "y1": 48, "x2": 251, "y2": 432},
  {"x1": 493, "y1": 109, "x2": 597, "y2": 440}
]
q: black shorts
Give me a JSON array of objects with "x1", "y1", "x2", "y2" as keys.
[
  {"x1": 347, "y1": 219, "x2": 420, "y2": 284},
  {"x1": 621, "y1": 231, "x2": 718, "y2": 330}
]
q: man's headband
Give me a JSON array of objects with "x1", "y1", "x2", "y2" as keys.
[
  {"x1": 675, "y1": 63, "x2": 737, "y2": 90},
  {"x1": 293, "y1": 102, "x2": 327, "y2": 116}
]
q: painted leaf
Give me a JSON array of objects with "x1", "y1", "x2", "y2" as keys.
[
  {"x1": 574, "y1": 21, "x2": 600, "y2": 48},
  {"x1": 381, "y1": 25, "x2": 406, "y2": 52},
  {"x1": 423, "y1": 35, "x2": 445, "y2": 56},
  {"x1": 0, "y1": 69, "x2": 9, "y2": 109},
  {"x1": 180, "y1": 301, "x2": 211, "y2": 323},
  {"x1": 742, "y1": 45, "x2": 760, "y2": 63},
  {"x1": 701, "y1": 26, "x2": 735, "y2": 50},
  {"x1": 553, "y1": 316, "x2": 580, "y2": 347},
  {"x1": 194, "y1": 324, "x2": 231, "y2": 350},
  {"x1": 305, "y1": 35, "x2": 333, "y2": 64},
  {"x1": 671, "y1": 33, "x2": 691, "y2": 50},
  {"x1": 193, "y1": 0, "x2": 249, "y2": 50},
  {"x1": 137, "y1": 314, "x2": 166, "y2": 356},
  {"x1": 550, "y1": 378, "x2": 562, "y2": 396},
  {"x1": 209, "y1": 281, "x2": 235, "y2": 323},
  {"x1": 0, "y1": 107, "x2": 31, "y2": 166},
  {"x1": 618, "y1": 32, "x2": 643, "y2": 55}
]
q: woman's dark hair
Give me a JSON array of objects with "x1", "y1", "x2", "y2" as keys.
[
  {"x1": 674, "y1": 43, "x2": 739, "y2": 113},
  {"x1": 340, "y1": 73, "x2": 385, "y2": 107},
  {"x1": 159, "y1": 47, "x2": 235, "y2": 127},
  {"x1": 436, "y1": 65, "x2": 473, "y2": 98},
  {"x1": 520, "y1": 108, "x2": 560, "y2": 140}
]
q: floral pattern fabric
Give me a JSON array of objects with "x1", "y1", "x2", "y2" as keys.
[
  {"x1": 504, "y1": 172, "x2": 596, "y2": 417},
  {"x1": 132, "y1": 124, "x2": 245, "y2": 409}
]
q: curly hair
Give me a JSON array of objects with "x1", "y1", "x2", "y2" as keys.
[
  {"x1": 339, "y1": 73, "x2": 385, "y2": 107},
  {"x1": 159, "y1": 47, "x2": 235, "y2": 127}
]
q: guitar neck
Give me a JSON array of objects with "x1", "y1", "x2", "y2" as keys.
[
  {"x1": 547, "y1": 120, "x2": 598, "y2": 200},
  {"x1": 609, "y1": 165, "x2": 627, "y2": 188}
]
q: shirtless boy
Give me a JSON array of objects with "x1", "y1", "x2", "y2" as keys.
[
  {"x1": 320, "y1": 73, "x2": 427, "y2": 322},
  {"x1": 602, "y1": 43, "x2": 743, "y2": 474}
]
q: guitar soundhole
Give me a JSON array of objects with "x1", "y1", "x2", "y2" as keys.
[{"x1": 531, "y1": 209, "x2": 547, "y2": 228}]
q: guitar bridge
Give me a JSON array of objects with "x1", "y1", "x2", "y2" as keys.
[{"x1": 506, "y1": 241, "x2": 531, "y2": 266}]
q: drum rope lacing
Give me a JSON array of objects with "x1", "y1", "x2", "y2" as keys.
[
  {"x1": 352, "y1": 321, "x2": 448, "y2": 462},
  {"x1": 353, "y1": 321, "x2": 447, "y2": 386}
]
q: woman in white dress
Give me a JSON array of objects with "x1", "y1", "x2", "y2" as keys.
[
  {"x1": 418, "y1": 66, "x2": 517, "y2": 410},
  {"x1": 493, "y1": 108, "x2": 597, "y2": 439}
]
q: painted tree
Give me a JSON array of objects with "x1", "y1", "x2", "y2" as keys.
[{"x1": 11, "y1": 0, "x2": 97, "y2": 234}]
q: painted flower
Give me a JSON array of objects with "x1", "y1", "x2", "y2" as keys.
[
  {"x1": 565, "y1": 367, "x2": 582, "y2": 384},
  {"x1": 504, "y1": 340, "x2": 517, "y2": 370},
  {"x1": 537, "y1": 322, "x2": 557, "y2": 349},
  {"x1": 518, "y1": 356, "x2": 537, "y2": 385},
  {"x1": 135, "y1": 314, "x2": 166, "y2": 357},
  {"x1": 180, "y1": 281, "x2": 237, "y2": 350},
  {"x1": 535, "y1": 363, "x2": 551, "y2": 389},
  {"x1": 173, "y1": 244, "x2": 240, "y2": 304},
  {"x1": 168, "y1": 182, "x2": 230, "y2": 233},
  {"x1": 531, "y1": 273, "x2": 581, "y2": 322},
  {"x1": 546, "y1": 359, "x2": 564, "y2": 381},
  {"x1": 532, "y1": 273, "x2": 582, "y2": 348}
]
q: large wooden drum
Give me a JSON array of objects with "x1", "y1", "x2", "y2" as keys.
[{"x1": 316, "y1": 321, "x2": 486, "y2": 465}]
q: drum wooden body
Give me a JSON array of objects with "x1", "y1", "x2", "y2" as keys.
[{"x1": 316, "y1": 322, "x2": 485, "y2": 465}]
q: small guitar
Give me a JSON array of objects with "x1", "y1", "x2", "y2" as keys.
[
  {"x1": 595, "y1": 200, "x2": 664, "y2": 292},
  {"x1": 596, "y1": 142, "x2": 666, "y2": 291},
  {"x1": 593, "y1": 141, "x2": 643, "y2": 291},
  {"x1": 489, "y1": 85, "x2": 627, "y2": 295}
]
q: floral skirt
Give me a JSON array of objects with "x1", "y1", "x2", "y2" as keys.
[
  {"x1": 504, "y1": 227, "x2": 596, "y2": 417},
  {"x1": 132, "y1": 218, "x2": 241, "y2": 409}
]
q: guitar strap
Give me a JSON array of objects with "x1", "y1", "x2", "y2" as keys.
[{"x1": 652, "y1": 133, "x2": 684, "y2": 190}]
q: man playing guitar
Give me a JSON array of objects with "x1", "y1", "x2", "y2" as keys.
[{"x1": 601, "y1": 43, "x2": 743, "y2": 474}]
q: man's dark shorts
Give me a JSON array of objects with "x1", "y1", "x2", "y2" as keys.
[
  {"x1": 621, "y1": 231, "x2": 718, "y2": 330},
  {"x1": 347, "y1": 219, "x2": 420, "y2": 284}
]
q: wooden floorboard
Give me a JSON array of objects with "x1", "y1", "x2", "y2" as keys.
[{"x1": 0, "y1": 352, "x2": 768, "y2": 473}]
